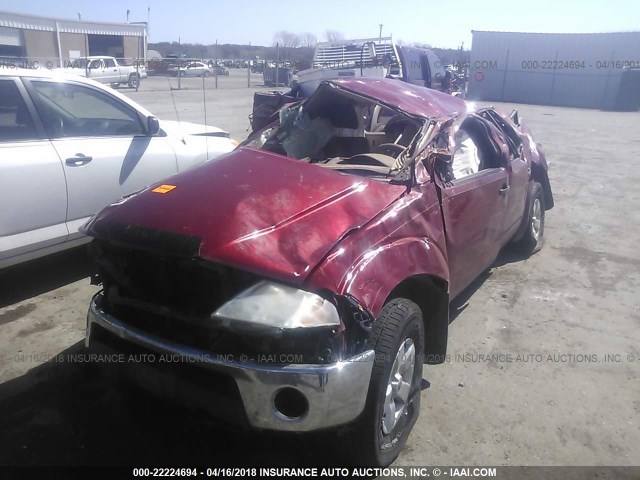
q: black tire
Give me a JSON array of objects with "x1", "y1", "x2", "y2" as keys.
[
  {"x1": 203, "y1": 70, "x2": 211, "y2": 77},
  {"x1": 514, "y1": 181, "x2": 545, "y2": 255},
  {"x1": 128, "y1": 74, "x2": 140, "y2": 89},
  {"x1": 340, "y1": 298, "x2": 424, "y2": 466},
  {"x1": 179, "y1": 70, "x2": 186, "y2": 77}
]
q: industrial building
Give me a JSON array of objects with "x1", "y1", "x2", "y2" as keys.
[
  {"x1": 0, "y1": 10, "x2": 147, "y2": 67},
  {"x1": 468, "y1": 30, "x2": 640, "y2": 110}
]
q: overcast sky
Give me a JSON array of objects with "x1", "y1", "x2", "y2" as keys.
[{"x1": 1, "y1": 0, "x2": 638, "y2": 48}]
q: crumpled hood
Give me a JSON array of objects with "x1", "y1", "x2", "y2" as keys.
[
  {"x1": 86, "y1": 147, "x2": 406, "y2": 284},
  {"x1": 159, "y1": 120, "x2": 228, "y2": 138}
]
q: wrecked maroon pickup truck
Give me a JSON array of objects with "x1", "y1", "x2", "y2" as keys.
[{"x1": 83, "y1": 78, "x2": 553, "y2": 466}]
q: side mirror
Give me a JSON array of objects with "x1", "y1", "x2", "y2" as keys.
[
  {"x1": 146, "y1": 116, "x2": 160, "y2": 136},
  {"x1": 433, "y1": 153, "x2": 455, "y2": 184}
]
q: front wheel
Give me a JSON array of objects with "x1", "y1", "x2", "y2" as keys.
[
  {"x1": 203, "y1": 70, "x2": 211, "y2": 77},
  {"x1": 513, "y1": 181, "x2": 545, "y2": 255},
  {"x1": 128, "y1": 74, "x2": 140, "y2": 89},
  {"x1": 340, "y1": 298, "x2": 424, "y2": 466}
]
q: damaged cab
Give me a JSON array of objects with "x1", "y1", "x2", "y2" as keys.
[{"x1": 83, "y1": 79, "x2": 553, "y2": 466}]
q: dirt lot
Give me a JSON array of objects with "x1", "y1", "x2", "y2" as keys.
[{"x1": 0, "y1": 71, "x2": 639, "y2": 467}]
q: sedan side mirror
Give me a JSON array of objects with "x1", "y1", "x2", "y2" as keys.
[{"x1": 146, "y1": 116, "x2": 160, "y2": 136}]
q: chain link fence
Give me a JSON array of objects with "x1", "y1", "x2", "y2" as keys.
[{"x1": 0, "y1": 56, "x2": 295, "y2": 91}]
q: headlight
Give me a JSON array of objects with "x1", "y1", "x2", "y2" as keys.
[{"x1": 211, "y1": 281, "x2": 340, "y2": 333}]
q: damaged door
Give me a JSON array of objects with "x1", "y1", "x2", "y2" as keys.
[
  {"x1": 434, "y1": 115, "x2": 510, "y2": 298},
  {"x1": 479, "y1": 108, "x2": 529, "y2": 242}
]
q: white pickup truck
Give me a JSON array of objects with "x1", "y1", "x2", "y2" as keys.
[{"x1": 57, "y1": 56, "x2": 145, "y2": 88}]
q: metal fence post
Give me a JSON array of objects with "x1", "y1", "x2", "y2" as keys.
[{"x1": 276, "y1": 43, "x2": 280, "y2": 87}]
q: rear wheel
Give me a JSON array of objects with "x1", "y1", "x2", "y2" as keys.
[
  {"x1": 514, "y1": 181, "x2": 545, "y2": 254},
  {"x1": 340, "y1": 298, "x2": 424, "y2": 466},
  {"x1": 128, "y1": 74, "x2": 140, "y2": 89}
]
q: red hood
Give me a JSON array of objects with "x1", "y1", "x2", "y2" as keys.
[{"x1": 87, "y1": 147, "x2": 406, "y2": 284}]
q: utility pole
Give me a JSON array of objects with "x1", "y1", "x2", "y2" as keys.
[
  {"x1": 177, "y1": 37, "x2": 181, "y2": 90},
  {"x1": 126, "y1": 9, "x2": 130, "y2": 24},
  {"x1": 77, "y1": 12, "x2": 82, "y2": 20},
  {"x1": 378, "y1": 24, "x2": 383, "y2": 40}
]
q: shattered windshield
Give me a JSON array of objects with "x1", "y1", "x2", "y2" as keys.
[
  {"x1": 248, "y1": 104, "x2": 335, "y2": 160},
  {"x1": 244, "y1": 89, "x2": 424, "y2": 181}
]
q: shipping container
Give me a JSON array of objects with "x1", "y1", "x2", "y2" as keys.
[{"x1": 468, "y1": 31, "x2": 640, "y2": 109}]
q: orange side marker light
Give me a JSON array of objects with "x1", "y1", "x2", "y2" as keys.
[{"x1": 152, "y1": 184, "x2": 177, "y2": 194}]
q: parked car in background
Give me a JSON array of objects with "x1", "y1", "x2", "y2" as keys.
[
  {"x1": 54, "y1": 56, "x2": 144, "y2": 88},
  {"x1": 168, "y1": 61, "x2": 213, "y2": 77},
  {"x1": 0, "y1": 69, "x2": 237, "y2": 269},
  {"x1": 83, "y1": 78, "x2": 553, "y2": 466},
  {"x1": 212, "y1": 65, "x2": 229, "y2": 76}
]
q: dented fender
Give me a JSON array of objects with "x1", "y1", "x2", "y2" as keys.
[
  {"x1": 307, "y1": 185, "x2": 448, "y2": 311},
  {"x1": 340, "y1": 236, "x2": 448, "y2": 316}
]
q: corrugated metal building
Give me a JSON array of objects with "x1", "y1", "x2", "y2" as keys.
[
  {"x1": 468, "y1": 31, "x2": 640, "y2": 109},
  {"x1": 0, "y1": 11, "x2": 147, "y2": 67}
]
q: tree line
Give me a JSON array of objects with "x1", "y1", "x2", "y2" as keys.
[{"x1": 148, "y1": 29, "x2": 469, "y2": 67}]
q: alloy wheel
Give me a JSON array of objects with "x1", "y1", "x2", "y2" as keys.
[{"x1": 381, "y1": 338, "x2": 416, "y2": 435}]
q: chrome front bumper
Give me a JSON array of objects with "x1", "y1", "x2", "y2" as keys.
[{"x1": 86, "y1": 293, "x2": 374, "y2": 432}]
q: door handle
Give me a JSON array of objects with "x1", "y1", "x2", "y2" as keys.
[
  {"x1": 499, "y1": 184, "x2": 510, "y2": 195},
  {"x1": 66, "y1": 154, "x2": 93, "y2": 166}
]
